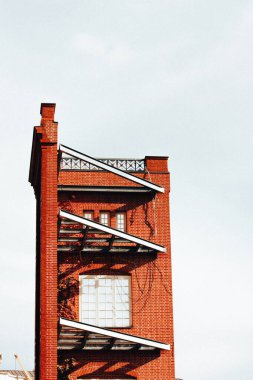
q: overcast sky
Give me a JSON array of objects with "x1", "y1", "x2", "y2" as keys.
[{"x1": 0, "y1": 0, "x2": 252, "y2": 378}]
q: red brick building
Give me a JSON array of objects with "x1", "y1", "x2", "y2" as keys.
[{"x1": 29, "y1": 103, "x2": 175, "y2": 380}]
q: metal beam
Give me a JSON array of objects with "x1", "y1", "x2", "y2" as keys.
[
  {"x1": 108, "y1": 235, "x2": 115, "y2": 251},
  {"x1": 79, "y1": 226, "x2": 89, "y2": 251},
  {"x1": 58, "y1": 185, "x2": 152, "y2": 193},
  {"x1": 59, "y1": 210, "x2": 166, "y2": 253},
  {"x1": 59, "y1": 145, "x2": 164, "y2": 193},
  {"x1": 59, "y1": 318, "x2": 170, "y2": 350},
  {"x1": 58, "y1": 246, "x2": 155, "y2": 253}
]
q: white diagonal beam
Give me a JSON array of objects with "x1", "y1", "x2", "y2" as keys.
[
  {"x1": 59, "y1": 145, "x2": 164, "y2": 193},
  {"x1": 59, "y1": 318, "x2": 170, "y2": 350},
  {"x1": 59, "y1": 210, "x2": 166, "y2": 253}
]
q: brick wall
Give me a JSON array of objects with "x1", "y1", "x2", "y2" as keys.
[
  {"x1": 30, "y1": 103, "x2": 175, "y2": 380},
  {"x1": 58, "y1": 166, "x2": 175, "y2": 379},
  {"x1": 58, "y1": 350, "x2": 172, "y2": 379},
  {"x1": 30, "y1": 104, "x2": 58, "y2": 380}
]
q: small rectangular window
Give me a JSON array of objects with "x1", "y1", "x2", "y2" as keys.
[
  {"x1": 83, "y1": 210, "x2": 94, "y2": 220},
  {"x1": 80, "y1": 275, "x2": 131, "y2": 328},
  {"x1": 100, "y1": 211, "x2": 110, "y2": 226},
  {"x1": 116, "y1": 212, "x2": 126, "y2": 232}
]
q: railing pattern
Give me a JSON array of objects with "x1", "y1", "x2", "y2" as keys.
[{"x1": 60, "y1": 158, "x2": 145, "y2": 172}]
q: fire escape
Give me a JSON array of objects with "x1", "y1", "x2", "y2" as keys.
[{"x1": 57, "y1": 145, "x2": 170, "y2": 352}]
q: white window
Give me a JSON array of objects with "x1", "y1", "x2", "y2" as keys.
[
  {"x1": 100, "y1": 211, "x2": 110, "y2": 226},
  {"x1": 83, "y1": 210, "x2": 93, "y2": 220},
  {"x1": 80, "y1": 275, "x2": 131, "y2": 328},
  {"x1": 116, "y1": 212, "x2": 126, "y2": 232}
]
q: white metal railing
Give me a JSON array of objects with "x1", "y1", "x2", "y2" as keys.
[{"x1": 60, "y1": 157, "x2": 145, "y2": 172}]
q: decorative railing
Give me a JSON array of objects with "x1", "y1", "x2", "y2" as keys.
[{"x1": 60, "y1": 158, "x2": 146, "y2": 172}]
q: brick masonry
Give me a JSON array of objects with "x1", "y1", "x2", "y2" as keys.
[{"x1": 29, "y1": 103, "x2": 175, "y2": 380}]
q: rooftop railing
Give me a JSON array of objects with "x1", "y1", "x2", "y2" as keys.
[{"x1": 60, "y1": 157, "x2": 146, "y2": 172}]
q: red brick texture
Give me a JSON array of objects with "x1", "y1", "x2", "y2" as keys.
[
  {"x1": 30, "y1": 103, "x2": 175, "y2": 380},
  {"x1": 30, "y1": 103, "x2": 58, "y2": 380},
  {"x1": 58, "y1": 168, "x2": 175, "y2": 379}
]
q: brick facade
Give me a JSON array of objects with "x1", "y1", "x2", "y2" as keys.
[{"x1": 29, "y1": 103, "x2": 175, "y2": 380}]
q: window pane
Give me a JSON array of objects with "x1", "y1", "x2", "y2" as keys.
[
  {"x1": 116, "y1": 287, "x2": 129, "y2": 295},
  {"x1": 115, "y1": 319, "x2": 129, "y2": 327},
  {"x1": 83, "y1": 211, "x2": 93, "y2": 220},
  {"x1": 103, "y1": 319, "x2": 112, "y2": 327},
  {"x1": 87, "y1": 303, "x2": 96, "y2": 311},
  {"x1": 100, "y1": 212, "x2": 110, "y2": 226},
  {"x1": 115, "y1": 294, "x2": 129, "y2": 303},
  {"x1": 116, "y1": 213, "x2": 126, "y2": 232},
  {"x1": 99, "y1": 319, "x2": 106, "y2": 326},
  {"x1": 82, "y1": 286, "x2": 95, "y2": 294},
  {"x1": 99, "y1": 310, "x2": 113, "y2": 318},
  {"x1": 105, "y1": 302, "x2": 113, "y2": 310},
  {"x1": 105, "y1": 279, "x2": 112, "y2": 286},
  {"x1": 86, "y1": 319, "x2": 96, "y2": 325},
  {"x1": 82, "y1": 294, "x2": 90, "y2": 302},
  {"x1": 115, "y1": 302, "x2": 128, "y2": 311},
  {"x1": 116, "y1": 310, "x2": 129, "y2": 318},
  {"x1": 87, "y1": 311, "x2": 96, "y2": 318},
  {"x1": 99, "y1": 294, "x2": 113, "y2": 303},
  {"x1": 82, "y1": 278, "x2": 95, "y2": 286},
  {"x1": 120, "y1": 279, "x2": 129, "y2": 287},
  {"x1": 105, "y1": 310, "x2": 113, "y2": 318}
]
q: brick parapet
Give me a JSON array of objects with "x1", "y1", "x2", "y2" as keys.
[{"x1": 145, "y1": 156, "x2": 169, "y2": 173}]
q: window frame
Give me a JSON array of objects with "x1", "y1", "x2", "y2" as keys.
[
  {"x1": 116, "y1": 211, "x2": 127, "y2": 232},
  {"x1": 83, "y1": 210, "x2": 94, "y2": 220},
  {"x1": 99, "y1": 211, "x2": 111, "y2": 226},
  {"x1": 79, "y1": 274, "x2": 132, "y2": 328}
]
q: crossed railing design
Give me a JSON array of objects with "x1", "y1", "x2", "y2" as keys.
[{"x1": 60, "y1": 157, "x2": 145, "y2": 172}]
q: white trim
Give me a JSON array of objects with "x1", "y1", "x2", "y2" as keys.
[
  {"x1": 59, "y1": 318, "x2": 170, "y2": 350},
  {"x1": 59, "y1": 145, "x2": 164, "y2": 193},
  {"x1": 59, "y1": 210, "x2": 166, "y2": 253}
]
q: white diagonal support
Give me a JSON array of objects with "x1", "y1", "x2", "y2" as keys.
[
  {"x1": 59, "y1": 318, "x2": 170, "y2": 350},
  {"x1": 59, "y1": 210, "x2": 166, "y2": 253},
  {"x1": 59, "y1": 145, "x2": 164, "y2": 193}
]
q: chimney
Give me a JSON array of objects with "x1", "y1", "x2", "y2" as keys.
[{"x1": 40, "y1": 103, "x2": 56, "y2": 121}]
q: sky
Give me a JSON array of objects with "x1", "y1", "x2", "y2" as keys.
[{"x1": 0, "y1": 0, "x2": 252, "y2": 378}]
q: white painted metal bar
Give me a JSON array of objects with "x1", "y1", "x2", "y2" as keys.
[
  {"x1": 59, "y1": 144, "x2": 164, "y2": 193},
  {"x1": 59, "y1": 210, "x2": 166, "y2": 253},
  {"x1": 59, "y1": 318, "x2": 170, "y2": 350}
]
